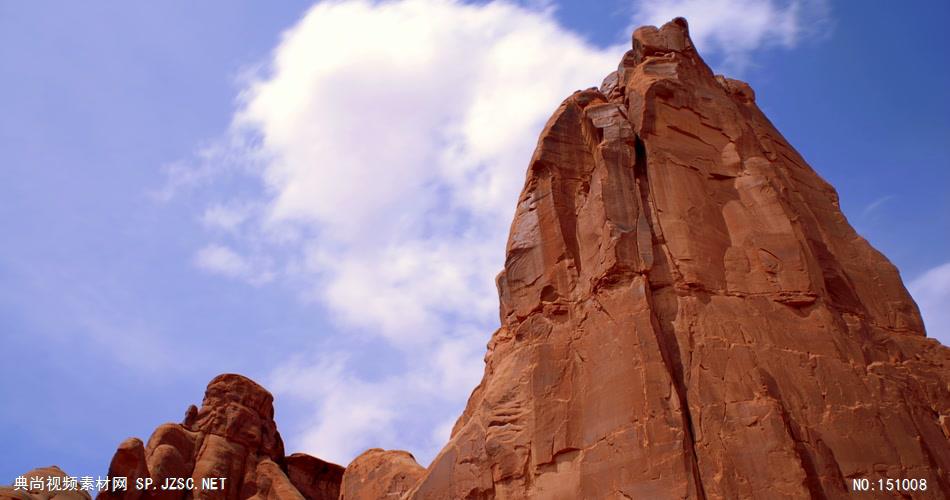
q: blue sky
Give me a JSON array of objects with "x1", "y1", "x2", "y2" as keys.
[{"x1": 1, "y1": 0, "x2": 948, "y2": 482}]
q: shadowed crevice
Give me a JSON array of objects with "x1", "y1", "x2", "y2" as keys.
[{"x1": 633, "y1": 134, "x2": 708, "y2": 500}]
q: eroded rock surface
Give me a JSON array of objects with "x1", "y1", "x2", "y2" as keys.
[
  {"x1": 98, "y1": 374, "x2": 342, "y2": 500},
  {"x1": 404, "y1": 17, "x2": 950, "y2": 500},
  {"x1": 339, "y1": 449, "x2": 425, "y2": 500},
  {"x1": 283, "y1": 454, "x2": 342, "y2": 500}
]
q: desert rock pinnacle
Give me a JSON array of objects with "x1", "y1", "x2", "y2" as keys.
[{"x1": 397, "y1": 17, "x2": 950, "y2": 499}]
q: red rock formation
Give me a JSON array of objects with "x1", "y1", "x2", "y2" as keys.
[
  {"x1": 398, "y1": 17, "x2": 950, "y2": 499},
  {"x1": 283, "y1": 455, "x2": 343, "y2": 500},
  {"x1": 339, "y1": 449, "x2": 425, "y2": 500},
  {"x1": 0, "y1": 467, "x2": 92, "y2": 500},
  {"x1": 98, "y1": 374, "x2": 342, "y2": 500}
]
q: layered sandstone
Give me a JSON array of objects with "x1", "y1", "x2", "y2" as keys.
[
  {"x1": 395, "y1": 17, "x2": 950, "y2": 499},
  {"x1": 98, "y1": 374, "x2": 343, "y2": 500}
]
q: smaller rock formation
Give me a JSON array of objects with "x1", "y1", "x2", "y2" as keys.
[
  {"x1": 247, "y1": 461, "x2": 303, "y2": 500},
  {"x1": 0, "y1": 467, "x2": 92, "y2": 500},
  {"x1": 99, "y1": 374, "x2": 343, "y2": 500},
  {"x1": 339, "y1": 449, "x2": 425, "y2": 500},
  {"x1": 284, "y1": 455, "x2": 343, "y2": 500}
]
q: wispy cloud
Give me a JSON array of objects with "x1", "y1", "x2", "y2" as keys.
[
  {"x1": 269, "y1": 335, "x2": 484, "y2": 465},
  {"x1": 200, "y1": 202, "x2": 257, "y2": 232},
  {"x1": 909, "y1": 262, "x2": 950, "y2": 346},
  {"x1": 0, "y1": 263, "x2": 178, "y2": 375},
  {"x1": 149, "y1": 136, "x2": 263, "y2": 202},
  {"x1": 72, "y1": 309, "x2": 174, "y2": 373},
  {"x1": 861, "y1": 194, "x2": 895, "y2": 217},
  {"x1": 194, "y1": 243, "x2": 273, "y2": 285}
]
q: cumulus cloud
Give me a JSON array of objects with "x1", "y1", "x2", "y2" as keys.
[
  {"x1": 211, "y1": 0, "x2": 621, "y2": 464},
  {"x1": 631, "y1": 0, "x2": 831, "y2": 71},
  {"x1": 909, "y1": 262, "x2": 950, "y2": 347}
]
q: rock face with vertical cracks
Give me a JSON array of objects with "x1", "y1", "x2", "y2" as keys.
[
  {"x1": 97, "y1": 374, "x2": 343, "y2": 500},
  {"x1": 403, "y1": 17, "x2": 950, "y2": 500}
]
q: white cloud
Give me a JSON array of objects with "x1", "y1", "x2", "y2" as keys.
[
  {"x1": 269, "y1": 355, "x2": 401, "y2": 463},
  {"x1": 631, "y1": 0, "x2": 830, "y2": 71},
  {"x1": 194, "y1": 243, "x2": 273, "y2": 285},
  {"x1": 861, "y1": 194, "x2": 895, "y2": 217},
  {"x1": 269, "y1": 336, "x2": 484, "y2": 465},
  {"x1": 201, "y1": 203, "x2": 255, "y2": 232},
  {"x1": 151, "y1": 137, "x2": 260, "y2": 202},
  {"x1": 172, "y1": 0, "x2": 832, "y2": 467},
  {"x1": 194, "y1": 244, "x2": 250, "y2": 276},
  {"x1": 909, "y1": 262, "x2": 950, "y2": 347},
  {"x1": 212, "y1": 0, "x2": 621, "y2": 465},
  {"x1": 233, "y1": 0, "x2": 620, "y2": 336}
]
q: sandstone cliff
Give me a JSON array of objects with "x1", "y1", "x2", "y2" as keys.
[{"x1": 393, "y1": 17, "x2": 949, "y2": 499}]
